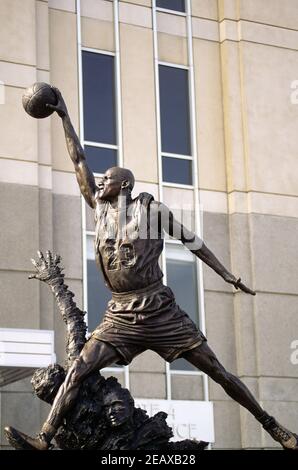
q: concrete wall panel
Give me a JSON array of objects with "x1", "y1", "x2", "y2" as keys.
[
  {"x1": 0, "y1": 0, "x2": 36, "y2": 65},
  {"x1": 120, "y1": 24, "x2": 158, "y2": 183}
]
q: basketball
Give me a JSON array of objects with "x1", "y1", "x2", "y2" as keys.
[{"x1": 22, "y1": 82, "x2": 57, "y2": 119}]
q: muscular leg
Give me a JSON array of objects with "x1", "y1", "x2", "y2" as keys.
[
  {"x1": 182, "y1": 342, "x2": 264, "y2": 419},
  {"x1": 5, "y1": 339, "x2": 121, "y2": 450},
  {"x1": 183, "y1": 342, "x2": 298, "y2": 449},
  {"x1": 46, "y1": 338, "x2": 120, "y2": 429}
]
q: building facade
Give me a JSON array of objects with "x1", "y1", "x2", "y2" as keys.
[{"x1": 0, "y1": 0, "x2": 298, "y2": 449}]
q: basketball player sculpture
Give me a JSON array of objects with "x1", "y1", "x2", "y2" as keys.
[{"x1": 6, "y1": 85, "x2": 298, "y2": 450}]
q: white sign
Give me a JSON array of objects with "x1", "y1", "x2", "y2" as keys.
[{"x1": 134, "y1": 399, "x2": 214, "y2": 443}]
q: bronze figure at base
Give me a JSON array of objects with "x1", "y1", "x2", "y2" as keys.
[{"x1": 5, "y1": 252, "x2": 207, "y2": 451}]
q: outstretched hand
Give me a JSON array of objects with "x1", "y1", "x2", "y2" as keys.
[
  {"x1": 224, "y1": 274, "x2": 256, "y2": 296},
  {"x1": 29, "y1": 250, "x2": 63, "y2": 283},
  {"x1": 46, "y1": 86, "x2": 68, "y2": 118}
]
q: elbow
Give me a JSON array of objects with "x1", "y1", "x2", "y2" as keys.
[
  {"x1": 76, "y1": 147, "x2": 86, "y2": 163},
  {"x1": 182, "y1": 234, "x2": 204, "y2": 252}
]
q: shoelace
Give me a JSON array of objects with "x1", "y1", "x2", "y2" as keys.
[{"x1": 271, "y1": 425, "x2": 291, "y2": 442}]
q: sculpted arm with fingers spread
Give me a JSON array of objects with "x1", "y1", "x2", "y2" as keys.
[
  {"x1": 150, "y1": 201, "x2": 255, "y2": 295},
  {"x1": 30, "y1": 251, "x2": 86, "y2": 365},
  {"x1": 47, "y1": 88, "x2": 97, "y2": 209}
]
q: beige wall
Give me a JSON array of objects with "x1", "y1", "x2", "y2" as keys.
[
  {"x1": 123, "y1": 0, "x2": 151, "y2": 7},
  {"x1": 81, "y1": 17, "x2": 114, "y2": 51},
  {"x1": 0, "y1": 0, "x2": 36, "y2": 66},
  {"x1": 0, "y1": 87, "x2": 38, "y2": 162},
  {"x1": 194, "y1": 39, "x2": 227, "y2": 192},
  {"x1": 120, "y1": 23, "x2": 158, "y2": 183},
  {"x1": 49, "y1": 8, "x2": 79, "y2": 173},
  {"x1": 239, "y1": 0, "x2": 298, "y2": 30},
  {"x1": 158, "y1": 32, "x2": 188, "y2": 66},
  {"x1": 1, "y1": 0, "x2": 298, "y2": 450},
  {"x1": 192, "y1": 0, "x2": 218, "y2": 21},
  {"x1": 241, "y1": 42, "x2": 298, "y2": 196}
]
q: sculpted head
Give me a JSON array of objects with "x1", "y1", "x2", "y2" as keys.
[
  {"x1": 102, "y1": 378, "x2": 134, "y2": 428},
  {"x1": 31, "y1": 364, "x2": 66, "y2": 404},
  {"x1": 97, "y1": 167, "x2": 135, "y2": 201}
]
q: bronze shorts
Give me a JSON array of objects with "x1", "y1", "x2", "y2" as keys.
[{"x1": 91, "y1": 281, "x2": 206, "y2": 365}]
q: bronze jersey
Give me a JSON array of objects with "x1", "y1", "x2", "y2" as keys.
[{"x1": 94, "y1": 192, "x2": 163, "y2": 293}]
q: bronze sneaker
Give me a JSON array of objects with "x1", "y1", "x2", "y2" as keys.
[
  {"x1": 4, "y1": 426, "x2": 50, "y2": 450},
  {"x1": 263, "y1": 418, "x2": 298, "y2": 450}
]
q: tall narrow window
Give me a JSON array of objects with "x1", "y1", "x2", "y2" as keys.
[
  {"x1": 82, "y1": 51, "x2": 117, "y2": 174},
  {"x1": 159, "y1": 65, "x2": 192, "y2": 185},
  {"x1": 166, "y1": 243, "x2": 199, "y2": 371},
  {"x1": 156, "y1": 0, "x2": 185, "y2": 13},
  {"x1": 159, "y1": 65, "x2": 191, "y2": 155}
]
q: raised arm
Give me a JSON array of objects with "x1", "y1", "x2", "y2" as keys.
[
  {"x1": 29, "y1": 251, "x2": 87, "y2": 368},
  {"x1": 150, "y1": 201, "x2": 255, "y2": 295},
  {"x1": 47, "y1": 87, "x2": 97, "y2": 208}
]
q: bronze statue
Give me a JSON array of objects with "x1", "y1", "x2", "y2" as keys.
[
  {"x1": 5, "y1": 88, "x2": 298, "y2": 450},
  {"x1": 5, "y1": 252, "x2": 206, "y2": 451}
]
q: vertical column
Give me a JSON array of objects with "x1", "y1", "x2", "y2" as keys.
[
  {"x1": 219, "y1": 0, "x2": 260, "y2": 448},
  {"x1": 152, "y1": 0, "x2": 209, "y2": 405}
]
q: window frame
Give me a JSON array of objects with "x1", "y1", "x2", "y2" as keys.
[
  {"x1": 152, "y1": 0, "x2": 209, "y2": 403},
  {"x1": 155, "y1": 0, "x2": 186, "y2": 15},
  {"x1": 78, "y1": 3, "x2": 128, "y2": 385},
  {"x1": 158, "y1": 62, "x2": 193, "y2": 187},
  {"x1": 165, "y1": 240, "x2": 203, "y2": 375},
  {"x1": 81, "y1": 47, "x2": 119, "y2": 177}
]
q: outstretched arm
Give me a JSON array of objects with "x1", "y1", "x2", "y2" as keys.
[
  {"x1": 47, "y1": 87, "x2": 97, "y2": 208},
  {"x1": 29, "y1": 251, "x2": 87, "y2": 367},
  {"x1": 150, "y1": 201, "x2": 255, "y2": 295}
]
